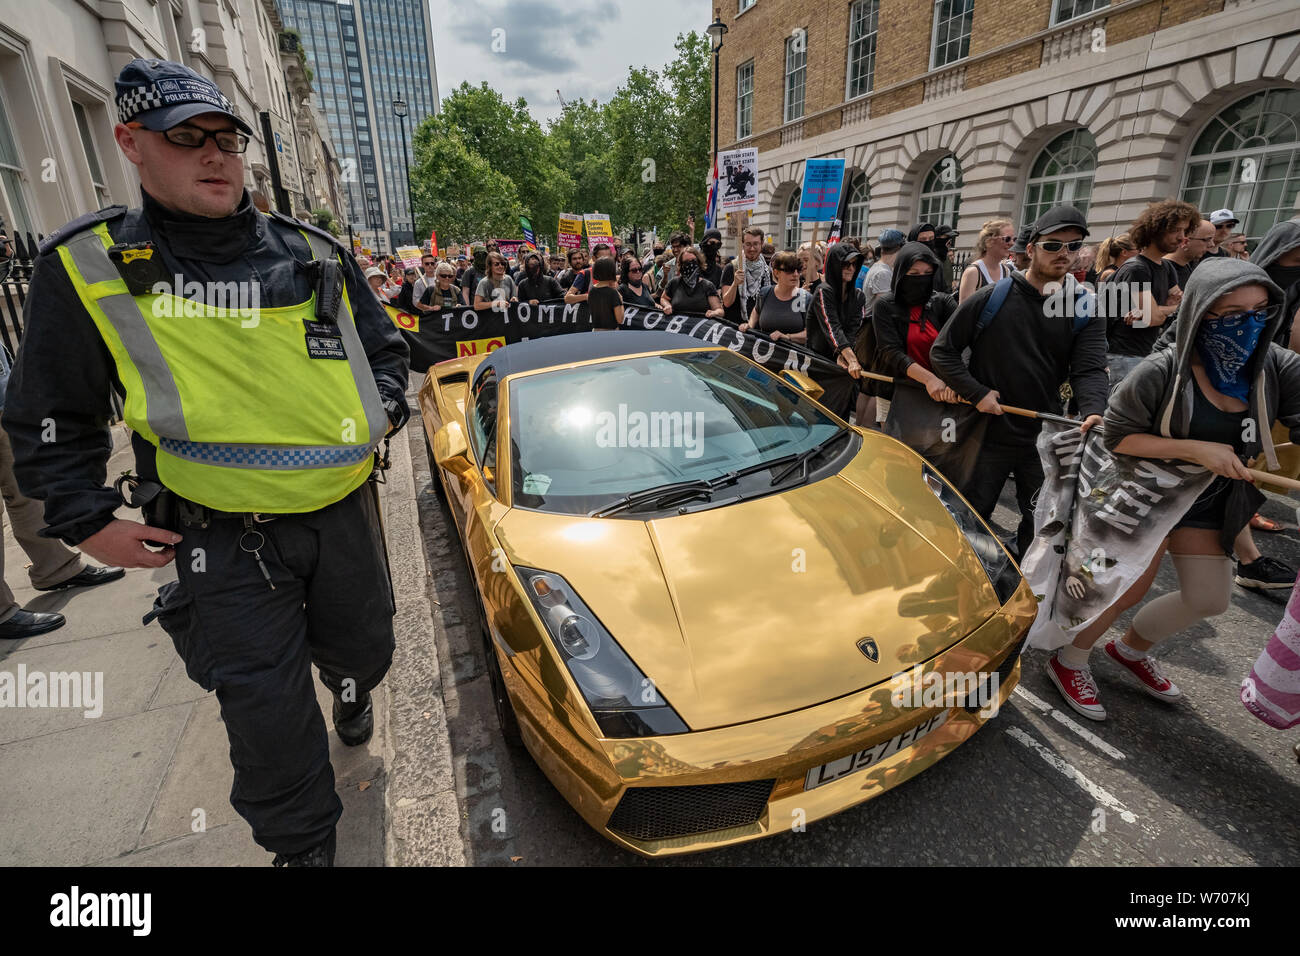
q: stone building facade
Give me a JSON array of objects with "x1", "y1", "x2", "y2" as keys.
[{"x1": 715, "y1": 0, "x2": 1300, "y2": 250}]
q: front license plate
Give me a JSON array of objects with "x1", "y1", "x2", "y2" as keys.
[{"x1": 804, "y1": 712, "x2": 949, "y2": 791}]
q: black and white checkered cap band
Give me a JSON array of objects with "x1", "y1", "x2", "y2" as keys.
[{"x1": 116, "y1": 78, "x2": 235, "y2": 125}]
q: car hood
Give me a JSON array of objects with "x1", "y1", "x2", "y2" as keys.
[{"x1": 496, "y1": 435, "x2": 1002, "y2": 731}]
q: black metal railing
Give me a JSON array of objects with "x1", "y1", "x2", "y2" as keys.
[{"x1": 0, "y1": 229, "x2": 38, "y2": 356}]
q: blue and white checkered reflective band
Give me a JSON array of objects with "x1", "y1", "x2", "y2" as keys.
[
  {"x1": 159, "y1": 438, "x2": 375, "y2": 470},
  {"x1": 116, "y1": 79, "x2": 237, "y2": 125}
]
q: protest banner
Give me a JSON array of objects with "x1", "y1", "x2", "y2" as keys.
[
  {"x1": 719, "y1": 147, "x2": 759, "y2": 214},
  {"x1": 558, "y1": 212, "x2": 583, "y2": 251},
  {"x1": 395, "y1": 246, "x2": 422, "y2": 269},
  {"x1": 799, "y1": 158, "x2": 846, "y2": 224},
  {"x1": 1021, "y1": 424, "x2": 1214, "y2": 651},
  {"x1": 494, "y1": 240, "x2": 524, "y2": 258},
  {"x1": 520, "y1": 216, "x2": 536, "y2": 248}
]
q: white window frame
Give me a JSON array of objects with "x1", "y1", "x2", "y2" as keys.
[
  {"x1": 739, "y1": 0, "x2": 756, "y2": 12},
  {"x1": 736, "y1": 59, "x2": 754, "y2": 140},
  {"x1": 929, "y1": 0, "x2": 974, "y2": 71},
  {"x1": 784, "y1": 188, "x2": 802, "y2": 250},
  {"x1": 1021, "y1": 128, "x2": 1097, "y2": 227},
  {"x1": 0, "y1": 77, "x2": 36, "y2": 239},
  {"x1": 844, "y1": 173, "x2": 870, "y2": 238},
  {"x1": 69, "y1": 99, "x2": 112, "y2": 208},
  {"x1": 784, "y1": 31, "x2": 807, "y2": 124},
  {"x1": 918, "y1": 156, "x2": 963, "y2": 230},
  {"x1": 845, "y1": 0, "x2": 880, "y2": 100},
  {"x1": 1051, "y1": 0, "x2": 1109, "y2": 26}
]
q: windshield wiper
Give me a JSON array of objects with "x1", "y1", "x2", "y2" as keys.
[
  {"x1": 589, "y1": 479, "x2": 718, "y2": 518},
  {"x1": 769, "y1": 427, "x2": 853, "y2": 487}
]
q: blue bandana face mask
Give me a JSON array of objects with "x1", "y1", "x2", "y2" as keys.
[{"x1": 1194, "y1": 308, "x2": 1270, "y2": 401}]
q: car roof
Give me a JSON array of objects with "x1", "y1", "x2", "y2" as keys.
[{"x1": 476, "y1": 330, "x2": 718, "y2": 382}]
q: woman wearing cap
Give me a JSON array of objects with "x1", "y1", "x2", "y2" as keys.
[
  {"x1": 958, "y1": 219, "x2": 1016, "y2": 302},
  {"x1": 1045, "y1": 258, "x2": 1300, "y2": 721}
]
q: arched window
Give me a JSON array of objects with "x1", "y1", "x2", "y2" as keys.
[
  {"x1": 784, "y1": 188, "x2": 802, "y2": 250},
  {"x1": 1022, "y1": 129, "x2": 1097, "y2": 226},
  {"x1": 919, "y1": 156, "x2": 962, "y2": 230},
  {"x1": 1181, "y1": 88, "x2": 1300, "y2": 240},
  {"x1": 844, "y1": 173, "x2": 870, "y2": 239}
]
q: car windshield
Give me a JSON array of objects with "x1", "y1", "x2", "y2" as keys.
[{"x1": 507, "y1": 349, "x2": 844, "y2": 515}]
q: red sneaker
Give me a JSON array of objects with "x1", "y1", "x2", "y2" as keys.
[
  {"x1": 1104, "y1": 639, "x2": 1182, "y2": 701},
  {"x1": 1046, "y1": 652, "x2": 1106, "y2": 721}
]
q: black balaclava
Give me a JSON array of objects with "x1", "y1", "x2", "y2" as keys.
[
  {"x1": 891, "y1": 241, "x2": 942, "y2": 308},
  {"x1": 525, "y1": 253, "x2": 542, "y2": 278},
  {"x1": 701, "y1": 229, "x2": 724, "y2": 266}
]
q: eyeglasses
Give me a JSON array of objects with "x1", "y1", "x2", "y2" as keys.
[
  {"x1": 1204, "y1": 306, "x2": 1275, "y2": 326},
  {"x1": 1036, "y1": 239, "x2": 1086, "y2": 252},
  {"x1": 995, "y1": 235, "x2": 1014, "y2": 242},
  {"x1": 628, "y1": 267, "x2": 642, "y2": 274},
  {"x1": 157, "y1": 124, "x2": 249, "y2": 154}
]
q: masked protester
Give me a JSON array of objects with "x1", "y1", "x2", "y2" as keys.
[
  {"x1": 516, "y1": 251, "x2": 563, "y2": 304},
  {"x1": 807, "y1": 241, "x2": 866, "y2": 419},
  {"x1": 932, "y1": 225, "x2": 957, "y2": 292},
  {"x1": 700, "y1": 228, "x2": 725, "y2": 287},
  {"x1": 1044, "y1": 259, "x2": 1300, "y2": 722},
  {"x1": 870, "y1": 242, "x2": 960, "y2": 424},
  {"x1": 1251, "y1": 218, "x2": 1300, "y2": 349},
  {"x1": 461, "y1": 246, "x2": 487, "y2": 306}
]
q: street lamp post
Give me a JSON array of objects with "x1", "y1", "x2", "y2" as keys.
[
  {"x1": 393, "y1": 94, "x2": 416, "y2": 246},
  {"x1": 706, "y1": 15, "x2": 728, "y2": 223}
]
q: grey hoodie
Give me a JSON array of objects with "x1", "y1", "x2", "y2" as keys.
[
  {"x1": 1104, "y1": 257, "x2": 1300, "y2": 552},
  {"x1": 1249, "y1": 217, "x2": 1300, "y2": 345}
]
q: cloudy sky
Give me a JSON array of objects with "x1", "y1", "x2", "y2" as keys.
[{"x1": 426, "y1": 0, "x2": 709, "y2": 126}]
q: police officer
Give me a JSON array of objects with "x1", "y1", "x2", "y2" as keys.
[{"x1": 3, "y1": 60, "x2": 410, "y2": 866}]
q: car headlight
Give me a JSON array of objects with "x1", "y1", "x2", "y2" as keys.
[
  {"x1": 514, "y1": 567, "x2": 689, "y2": 738},
  {"x1": 922, "y1": 465, "x2": 1022, "y2": 605}
]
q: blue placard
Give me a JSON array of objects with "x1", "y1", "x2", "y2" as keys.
[{"x1": 798, "y1": 159, "x2": 846, "y2": 223}]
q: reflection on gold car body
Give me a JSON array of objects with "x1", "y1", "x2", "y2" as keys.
[{"x1": 419, "y1": 333, "x2": 1036, "y2": 857}]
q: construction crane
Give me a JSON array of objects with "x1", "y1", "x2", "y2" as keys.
[{"x1": 556, "y1": 89, "x2": 567, "y2": 109}]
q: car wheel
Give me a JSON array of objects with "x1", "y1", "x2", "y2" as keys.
[{"x1": 475, "y1": 594, "x2": 523, "y2": 747}]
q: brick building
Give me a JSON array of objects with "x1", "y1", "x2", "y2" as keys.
[{"x1": 714, "y1": 0, "x2": 1300, "y2": 251}]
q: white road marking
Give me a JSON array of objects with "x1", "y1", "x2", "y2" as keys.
[
  {"x1": 1012, "y1": 685, "x2": 1127, "y2": 761},
  {"x1": 1004, "y1": 726, "x2": 1138, "y2": 825}
]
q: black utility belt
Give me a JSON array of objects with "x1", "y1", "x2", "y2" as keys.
[{"x1": 118, "y1": 476, "x2": 315, "y2": 529}]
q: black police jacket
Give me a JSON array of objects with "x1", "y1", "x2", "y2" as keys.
[{"x1": 3, "y1": 190, "x2": 410, "y2": 546}]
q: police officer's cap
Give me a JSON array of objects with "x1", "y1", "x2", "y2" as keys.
[{"x1": 116, "y1": 58, "x2": 253, "y2": 135}]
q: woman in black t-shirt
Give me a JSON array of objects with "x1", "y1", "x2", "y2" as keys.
[
  {"x1": 618, "y1": 257, "x2": 657, "y2": 308},
  {"x1": 420, "y1": 264, "x2": 462, "y2": 311},
  {"x1": 588, "y1": 256, "x2": 624, "y2": 330},
  {"x1": 739, "y1": 250, "x2": 807, "y2": 343},
  {"x1": 659, "y1": 245, "x2": 723, "y2": 317}
]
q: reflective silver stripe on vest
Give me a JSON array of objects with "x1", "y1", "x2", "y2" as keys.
[
  {"x1": 301, "y1": 232, "x2": 390, "y2": 445},
  {"x1": 64, "y1": 232, "x2": 191, "y2": 441},
  {"x1": 158, "y1": 437, "x2": 375, "y2": 470}
]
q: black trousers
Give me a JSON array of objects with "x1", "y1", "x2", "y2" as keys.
[
  {"x1": 958, "y1": 440, "x2": 1045, "y2": 558},
  {"x1": 145, "y1": 483, "x2": 395, "y2": 856}
]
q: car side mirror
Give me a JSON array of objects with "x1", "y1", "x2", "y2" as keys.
[
  {"x1": 433, "y1": 422, "x2": 473, "y2": 477},
  {"x1": 779, "y1": 369, "x2": 825, "y2": 402}
]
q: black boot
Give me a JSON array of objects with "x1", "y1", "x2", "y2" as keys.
[
  {"x1": 332, "y1": 690, "x2": 373, "y2": 747},
  {"x1": 272, "y1": 829, "x2": 336, "y2": 867}
]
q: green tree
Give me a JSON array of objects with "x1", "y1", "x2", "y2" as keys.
[
  {"x1": 310, "y1": 207, "x2": 339, "y2": 236},
  {"x1": 410, "y1": 122, "x2": 519, "y2": 242}
]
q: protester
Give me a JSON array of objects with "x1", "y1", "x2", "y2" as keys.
[
  {"x1": 516, "y1": 250, "x2": 564, "y2": 304},
  {"x1": 1095, "y1": 233, "x2": 1137, "y2": 284},
  {"x1": 558, "y1": 248, "x2": 586, "y2": 289},
  {"x1": 871, "y1": 241, "x2": 960, "y2": 425},
  {"x1": 1007, "y1": 225, "x2": 1033, "y2": 273},
  {"x1": 588, "y1": 256, "x2": 624, "y2": 330},
  {"x1": 618, "y1": 256, "x2": 657, "y2": 308},
  {"x1": 1044, "y1": 259, "x2": 1300, "y2": 720},
  {"x1": 1105, "y1": 200, "x2": 1198, "y2": 391},
  {"x1": 933, "y1": 224, "x2": 958, "y2": 291},
  {"x1": 659, "y1": 244, "x2": 724, "y2": 318},
  {"x1": 700, "y1": 228, "x2": 726, "y2": 287},
  {"x1": 739, "y1": 251, "x2": 807, "y2": 343},
  {"x1": 1077, "y1": 243, "x2": 1098, "y2": 285},
  {"x1": 419, "y1": 262, "x2": 461, "y2": 311},
  {"x1": 365, "y1": 265, "x2": 391, "y2": 303},
  {"x1": 761, "y1": 240, "x2": 776, "y2": 266},
  {"x1": 958, "y1": 219, "x2": 1016, "y2": 301},
  {"x1": 461, "y1": 247, "x2": 486, "y2": 306},
  {"x1": 930, "y1": 204, "x2": 1108, "y2": 558},
  {"x1": 862, "y1": 229, "x2": 905, "y2": 316},
  {"x1": 412, "y1": 254, "x2": 437, "y2": 304},
  {"x1": 474, "y1": 251, "x2": 518, "y2": 308},
  {"x1": 798, "y1": 244, "x2": 823, "y2": 291},
  {"x1": 1207, "y1": 208, "x2": 1239, "y2": 257},
  {"x1": 1164, "y1": 218, "x2": 1215, "y2": 290},
  {"x1": 395, "y1": 267, "x2": 419, "y2": 312},
  {"x1": 565, "y1": 242, "x2": 614, "y2": 304},
  {"x1": 806, "y1": 241, "x2": 866, "y2": 419},
  {"x1": 1253, "y1": 218, "x2": 1300, "y2": 349},
  {"x1": 720, "y1": 227, "x2": 771, "y2": 325},
  {"x1": 908, "y1": 223, "x2": 937, "y2": 246},
  {"x1": 659, "y1": 231, "x2": 690, "y2": 285},
  {"x1": 1225, "y1": 232, "x2": 1250, "y2": 260}
]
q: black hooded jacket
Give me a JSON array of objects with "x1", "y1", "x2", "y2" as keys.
[
  {"x1": 515, "y1": 252, "x2": 563, "y2": 302},
  {"x1": 807, "y1": 242, "x2": 865, "y2": 360},
  {"x1": 870, "y1": 242, "x2": 958, "y2": 399}
]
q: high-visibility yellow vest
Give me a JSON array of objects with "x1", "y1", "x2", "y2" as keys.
[{"x1": 58, "y1": 221, "x2": 389, "y2": 513}]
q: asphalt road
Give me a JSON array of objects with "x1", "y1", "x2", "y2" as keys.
[{"x1": 409, "y1": 426, "x2": 1300, "y2": 866}]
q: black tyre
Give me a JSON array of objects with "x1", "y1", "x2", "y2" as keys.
[{"x1": 480, "y1": 613, "x2": 524, "y2": 748}]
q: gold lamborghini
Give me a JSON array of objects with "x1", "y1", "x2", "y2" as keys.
[{"x1": 418, "y1": 330, "x2": 1037, "y2": 857}]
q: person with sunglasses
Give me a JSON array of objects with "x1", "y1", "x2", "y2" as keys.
[
  {"x1": 931, "y1": 204, "x2": 1109, "y2": 559},
  {"x1": 419, "y1": 263, "x2": 462, "y2": 311},
  {"x1": 2, "y1": 59, "x2": 410, "y2": 867},
  {"x1": 957, "y1": 219, "x2": 1016, "y2": 302},
  {"x1": 1044, "y1": 259, "x2": 1300, "y2": 720},
  {"x1": 618, "y1": 257, "x2": 656, "y2": 308}
]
